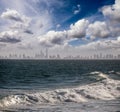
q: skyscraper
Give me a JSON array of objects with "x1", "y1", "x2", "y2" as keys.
[{"x1": 45, "y1": 48, "x2": 48, "y2": 59}]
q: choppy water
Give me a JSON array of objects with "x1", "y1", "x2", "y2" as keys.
[{"x1": 0, "y1": 60, "x2": 120, "y2": 112}]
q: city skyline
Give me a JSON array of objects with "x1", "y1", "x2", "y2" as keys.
[
  {"x1": 0, "y1": 0, "x2": 120, "y2": 57},
  {"x1": 0, "y1": 48, "x2": 120, "y2": 60}
]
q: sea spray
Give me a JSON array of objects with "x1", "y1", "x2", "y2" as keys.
[{"x1": 0, "y1": 72, "x2": 120, "y2": 108}]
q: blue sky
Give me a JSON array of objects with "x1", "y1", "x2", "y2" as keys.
[
  {"x1": 55, "y1": 0, "x2": 114, "y2": 27},
  {"x1": 0, "y1": 0, "x2": 120, "y2": 56}
]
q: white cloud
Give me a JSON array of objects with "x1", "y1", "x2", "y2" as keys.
[
  {"x1": 0, "y1": 0, "x2": 53, "y2": 35},
  {"x1": 0, "y1": 1, "x2": 54, "y2": 53},
  {"x1": 0, "y1": 30, "x2": 21, "y2": 43},
  {"x1": 38, "y1": 19, "x2": 89, "y2": 47},
  {"x1": 117, "y1": 36, "x2": 120, "y2": 41},
  {"x1": 0, "y1": 43, "x2": 6, "y2": 49},
  {"x1": 0, "y1": 0, "x2": 120, "y2": 56},
  {"x1": 38, "y1": 0, "x2": 120, "y2": 49},
  {"x1": 74, "y1": 4, "x2": 80, "y2": 15},
  {"x1": 47, "y1": 38, "x2": 120, "y2": 57},
  {"x1": 32, "y1": 13, "x2": 53, "y2": 35},
  {"x1": 1, "y1": 9, "x2": 31, "y2": 34},
  {"x1": 79, "y1": 39, "x2": 120, "y2": 51},
  {"x1": 68, "y1": 19, "x2": 89, "y2": 38},
  {"x1": 17, "y1": 42, "x2": 33, "y2": 49},
  {"x1": 101, "y1": 0, "x2": 120, "y2": 23},
  {"x1": 86, "y1": 0, "x2": 120, "y2": 39},
  {"x1": 39, "y1": 30, "x2": 67, "y2": 47},
  {"x1": 1, "y1": 9, "x2": 22, "y2": 22},
  {"x1": 99, "y1": 0, "x2": 120, "y2": 38},
  {"x1": 56, "y1": 24, "x2": 61, "y2": 28},
  {"x1": 87, "y1": 21, "x2": 110, "y2": 39},
  {"x1": 1, "y1": 9, "x2": 30, "y2": 23}
]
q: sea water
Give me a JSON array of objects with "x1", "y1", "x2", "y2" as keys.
[{"x1": 0, "y1": 60, "x2": 120, "y2": 112}]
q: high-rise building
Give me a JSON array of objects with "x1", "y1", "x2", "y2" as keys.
[{"x1": 45, "y1": 48, "x2": 48, "y2": 59}]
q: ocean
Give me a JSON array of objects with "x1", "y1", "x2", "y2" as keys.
[{"x1": 0, "y1": 60, "x2": 120, "y2": 112}]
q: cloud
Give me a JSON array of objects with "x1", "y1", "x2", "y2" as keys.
[
  {"x1": 0, "y1": 0, "x2": 120, "y2": 56},
  {"x1": 1, "y1": 10, "x2": 22, "y2": 22},
  {"x1": 24, "y1": 30, "x2": 33, "y2": 34},
  {"x1": 86, "y1": 0, "x2": 120, "y2": 40},
  {"x1": 0, "y1": 30, "x2": 21, "y2": 43},
  {"x1": 56, "y1": 24, "x2": 61, "y2": 28},
  {"x1": 87, "y1": 21, "x2": 110, "y2": 39},
  {"x1": 79, "y1": 38, "x2": 120, "y2": 51},
  {"x1": 32, "y1": 14, "x2": 53, "y2": 35},
  {"x1": 96, "y1": 0, "x2": 120, "y2": 38},
  {"x1": 39, "y1": 30, "x2": 67, "y2": 47},
  {"x1": 0, "y1": 1, "x2": 53, "y2": 48},
  {"x1": 38, "y1": 0, "x2": 120, "y2": 47},
  {"x1": 10, "y1": 22, "x2": 29, "y2": 30},
  {"x1": 38, "y1": 0, "x2": 120, "y2": 48},
  {"x1": 1, "y1": 9, "x2": 31, "y2": 32},
  {"x1": 118, "y1": 36, "x2": 120, "y2": 41},
  {"x1": 101, "y1": 0, "x2": 120, "y2": 23},
  {"x1": 48, "y1": 38, "x2": 120, "y2": 57},
  {"x1": 68, "y1": 19, "x2": 89, "y2": 38},
  {"x1": 0, "y1": 43, "x2": 6, "y2": 49},
  {"x1": 38, "y1": 19, "x2": 89, "y2": 47},
  {"x1": 73, "y1": 4, "x2": 80, "y2": 15},
  {"x1": 1, "y1": 9, "x2": 28, "y2": 22},
  {"x1": 17, "y1": 43, "x2": 33, "y2": 49}
]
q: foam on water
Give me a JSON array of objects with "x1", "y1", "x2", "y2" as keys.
[{"x1": 0, "y1": 72, "x2": 120, "y2": 109}]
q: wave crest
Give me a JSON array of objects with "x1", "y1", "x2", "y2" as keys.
[{"x1": 0, "y1": 72, "x2": 120, "y2": 108}]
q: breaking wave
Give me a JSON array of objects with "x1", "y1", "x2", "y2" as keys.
[{"x1": 0, "y1": 71, "x2": 120, "y2": 108}]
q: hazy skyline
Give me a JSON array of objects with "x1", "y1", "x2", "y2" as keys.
[{"x1": 0, "y1": 0, "x2": 120, "y2": 57}]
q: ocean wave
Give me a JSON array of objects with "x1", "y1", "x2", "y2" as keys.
[{"x1": 0, "y1": 71, "x2": 120, "y2": 108}]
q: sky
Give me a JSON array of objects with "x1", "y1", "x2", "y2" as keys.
[{"x1": 0, "y1": 0, "x2": 120, "y2": 57}]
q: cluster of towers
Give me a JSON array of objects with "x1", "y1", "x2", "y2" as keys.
[{"x1": 0, "y1": 50, "x2": 120, "y2": 60}]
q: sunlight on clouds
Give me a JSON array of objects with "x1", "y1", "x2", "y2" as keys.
[
  {"x1": 1, "y1": 9, "x2": 31, "y2": 30},
  {"x1": 0, "y1": 0, "x2": 120, "y2": 56},
  {"x1": 38, "y1": 0, "x2": 120, "y2": 50},
  {"x1": 101, "y1": 0, "x2": 120, "y2": 23},
  {"x1": 38, "y1": 19, "x2": 89, "y2": 47},
  {"x1": 118, "y1": 37, "x2": 120, "y2": 41},
  {"x1": 87, "y1": 21, "x2": 110, "y2": 39}
]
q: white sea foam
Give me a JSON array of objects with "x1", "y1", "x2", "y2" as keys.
[
  {"x1": 0, "y1": 72, "x2": 120, "y2": 108},
  {"x1": 90, "y1": 71, "x2": 100, "y2": 74}
]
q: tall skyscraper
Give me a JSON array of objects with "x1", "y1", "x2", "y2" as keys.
[{"x1": 45, "y1": 48, "x2": 48, "y2": 59}]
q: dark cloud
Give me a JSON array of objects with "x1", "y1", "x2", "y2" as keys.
[
  {"x1": 8, "y1": 16, "x2": 23, "y2": 22},
  {"x1": 0, "y1": 37, "x2": 21, "y2": 43},
  {"x1": 0, "y1": 31, "x2": 21, "y2": 43},
  {"x1": 24, "y1": 30, "x2": 33, "y2": 34},
  {"x1": 1, "y1": 9, "x2": 23, "y2": 22}
]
